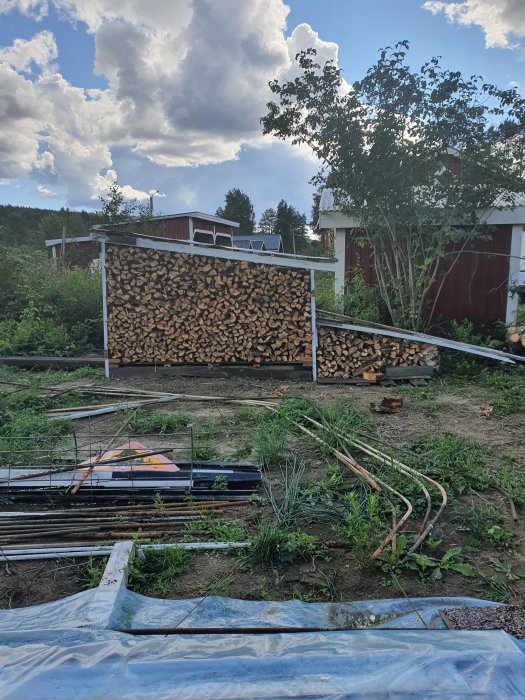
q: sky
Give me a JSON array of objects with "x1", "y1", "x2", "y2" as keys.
[{"x1": 1, "y1": 0, "x2": 525, "y2": 223}]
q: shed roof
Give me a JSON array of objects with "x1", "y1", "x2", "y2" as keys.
[{"x1": 91, "y1": 228, "x2": 336, "y2": 272}]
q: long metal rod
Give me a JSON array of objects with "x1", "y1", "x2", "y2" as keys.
[{"x1": 0, "y1": 541, "x2": 250, "y2": 561}]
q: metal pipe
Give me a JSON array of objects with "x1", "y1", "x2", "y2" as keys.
[{"x1": 0, "y1": 541, "x2": 250, "y2": 561}]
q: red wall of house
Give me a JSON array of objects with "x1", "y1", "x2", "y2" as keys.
[
  {"x1": 153, "y1": 217, "x2": 190, "y2": 240},
  {"x1": 343, "y1": 226, "x2": 512, "y2": 329}
]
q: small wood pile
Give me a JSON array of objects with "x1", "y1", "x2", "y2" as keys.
[
  {"x1": 316, "y1": 326, "x2": 439, "y2": 379},
  {"x1": 506, "y1": 326, "x2": 525, "y2": 356},
  {"x1": 105, "y1": 245, "x2": 312, "y2": 366}
]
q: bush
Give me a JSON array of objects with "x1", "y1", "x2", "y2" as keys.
[
  {"x1": 0, "y1": 245, "x2": 102, "y2": 354},
  {"x1": 342, "y1": 270, "x2": 382, "y2": 323},
  {"x1": 0, "y1": 306, "x2": 77, "y2": 356},
  {"x1": 241, "y1": 522, "x2": 320, "y2": 566}
]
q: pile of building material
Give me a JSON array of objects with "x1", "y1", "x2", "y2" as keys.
[
  {"x1": 0, "y1": 500, "x2": 245, "y2": 550},
  {"x1": 316, "y1": 326, "x2": 439, "y2": 380},
  {"x1": 105, "y1": 246, "x2": 312, "y2": 366}
]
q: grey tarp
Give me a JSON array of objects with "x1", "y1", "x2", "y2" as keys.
[{"x1": 1, "y1": 593, "x2": 525, "y2": 698}]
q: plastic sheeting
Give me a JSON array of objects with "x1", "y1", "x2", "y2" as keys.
[{"x1": 2, "y1": 593, "x2": 525, "y2": 698}]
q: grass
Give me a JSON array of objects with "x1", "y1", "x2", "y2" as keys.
[
  {"x1": 407, "y1": 433, "x2": 490, "y2": 495},
  {"x1": 0, "y1": 411, "x2": 73, "y2": 465},
  {"x1": 239, "y1": 522, "x2": 321, "y2": 567},
  {"x1": 459, "y1": 503, "x2": 516, "y2": 550},
  {"x1": 119, "y1": 408, "x2": 191, "y2": 434},
  {"x1": 127, "y1": 546, "x2": 189, "y2": 596},
  {"x1": 185, "y1": 513, "x2": 247, "y2": 542},
  {"x1": 81, "y1": 558, "x2": 106, "y2": 589},
  {"x1": 254, "y1": 421, "x2": 288, "y2": 467}
]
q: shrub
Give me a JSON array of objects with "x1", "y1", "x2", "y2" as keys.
[
  {"x1": 241, "y1": 523, "x2": 320, "y2": 566},
  {"x1": 0, "y1": 306, "x2": 77, "y2": 356}
]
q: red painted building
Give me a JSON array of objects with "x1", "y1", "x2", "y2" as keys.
[{"x1": 318, "y1": 189, "x2": 525, "y2": 330}]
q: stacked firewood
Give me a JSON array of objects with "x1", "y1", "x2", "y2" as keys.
[
  {"x1": 105, "y1": 246, "x2": 312, "y2": 365},
  {"x1": 506, "y1": 326, "x2": 525, "y2": 356},
  {"x1": 317, "y1": 326, "x2": 439, "y2": 378}
]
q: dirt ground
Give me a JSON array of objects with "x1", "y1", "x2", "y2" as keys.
[{"x1": 1, "y1": 372, "x2": 525, "y2": 609}]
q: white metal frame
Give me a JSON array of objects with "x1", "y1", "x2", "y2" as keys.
[
  {"x1": 91, "y1": 230, "x2": 337, "y2": 272},
  {"x1": 100, "y1": 241, "x2": 110, "y2": 379},
  {"x1": 310, "y1": 270, "x2": 318, "y2": 382},
  {"x1": 505, "y1": 224, "x2": 524, "y2": 324}
]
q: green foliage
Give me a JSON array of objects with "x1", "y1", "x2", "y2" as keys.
[
  {"x1": 192, "y1": 440, "x2": 217, "y2": 461},
  {"x1": 448, "y1": 319, "x2": 487, "y2": 346},
  {"x1": 274, "y1": 199, "x2": 308, "y2": 253},
  {"x1": 0, "y1": 410, "x2": 72, "y2": 465},
  {"x1": 314, "y1": 272, "x2": 336, "y2": 312},
  {"x1": 186, "y1": 513, "x2": 246, "y2": 542},
  {"x1": 342, "y1": 269, "x2": 382, "y2": 323},
  {"x1": 338, "y1": 491, "x2": 385, "y2": 567},
  {"x1": 405, "y1": 547, "x2": 475, "y2": 581},
  {"x1": 0, "y1": 245, "x2": 102, "y2": 354},
  {"x1": 81, "y1": 558, "x2": 105, "y2": 589},
  {"x1": 153, "y1": 492, "x2": 166, "y2": 515},
  {"x1": 0, "y1": 306, "x2": 77, "y2": 356},
  {"x1": 408, "y1": 433, "x2": 489, "y2": 494},
  {"x1": 262, "y1": 42, "x2": 525, "y2": 329},
  {"x1": 216, "y1": 188, "x2": 256, "y2": 235},
  {"x1": 254, "y1": 421, "x2": 288, "y2": 467},
  {"x1": 127, "y1": 547, "x2": 189, "y2": 596},
  {"x1": 211, "y1": 474, "x2": 228, "y2": 491},
  {"x1": 121, "y1": 409, "x2": 191, "y2": 434},
  {"x1": 493, "y1": 454, "x2": 525, "y2": 506},
  {"x1": 461, "y1": 503, "x2": 516, "y2": 550},
  {"x1": 241, "y1": 522, "x2": 320, "y2": 566},
  {"x1": 258, "y1": 207, "x2": 277, "y2": 234}
]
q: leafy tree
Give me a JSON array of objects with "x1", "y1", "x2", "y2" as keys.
[
  {"x1": 310, "y1": 191, "x2": 321, "y2": 229},
  {"x1": 99, "y1": 182, "x2": 149, "y2": 225},
  {"x1": 262, "y1": 42, "x2": 525, "y2": 329},
  {"x1": 216, "y1": 188, "x2": 256, "y2": 234},
  {"x1": 258, "y1": 207, "x2": 277, "y2": 234},
  {"x1": 275, "y1": 199, "x2": 307, "y2": 253}
]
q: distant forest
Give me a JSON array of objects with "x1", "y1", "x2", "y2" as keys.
[{"x1": 0, "y1": 204, "x2": 102, "y2": 249}]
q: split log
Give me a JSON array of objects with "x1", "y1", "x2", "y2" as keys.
[
  {"x1": 105, "y1": 246, "x2": 312, "y2": 366},
  {"x1": 316, "y1": 326, "x2": 439, "y2": 379}
]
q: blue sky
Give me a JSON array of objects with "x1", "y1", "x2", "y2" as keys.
[{"x1": 1, "y1": 0, "x2": 524, "y2": 224}]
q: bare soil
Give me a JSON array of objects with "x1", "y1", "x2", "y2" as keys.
[{"x1": 2, "y1": 372, "x2": 525, "y2": 609}]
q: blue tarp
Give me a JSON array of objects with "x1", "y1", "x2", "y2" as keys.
[{"x1": 1, "y1": 594, "x2": 525, "y2": 698}]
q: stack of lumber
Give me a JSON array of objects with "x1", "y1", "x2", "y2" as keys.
[
  {"x1": 105, "y1": 246, "x2": 312, "y2": 366},
  {"x1": 317, "y1": 326, "x2": 438, "y2": 379}
]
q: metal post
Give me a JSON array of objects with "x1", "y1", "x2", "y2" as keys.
[{"x1": 188, "y1": 424, "x2": 194, "y2": 494}]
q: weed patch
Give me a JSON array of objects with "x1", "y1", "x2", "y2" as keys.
[
  {"x1": 407, "y1": 433, "x2": 489, "y2": 495},
  {"x1": 127, "y1": 547, "x2": 189, "y2": 596},
  {"x1": 120, "y1": 409, "x2": 191, "y2": 434},
  {"x1": 240, "y1": 522, "x2": 321, "y2": 567}
]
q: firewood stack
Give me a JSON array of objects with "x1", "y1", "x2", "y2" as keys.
[
  {"x1": 105, "y1": 245, "x2": 312, "y2": 366},
  {"x1": 506, "y1": 326, "x2": 525, "y2": 356},
  {"x1": 317, "y1": 326, "x2": 439, "y2": 378}
]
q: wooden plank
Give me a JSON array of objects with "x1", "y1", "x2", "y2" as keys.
[
  {"x1": 110, "y1": 364, "x2": 311, "y2": 380},
  {"x1": 0, "y1": 356, "x2": 104, "y2": 370}
]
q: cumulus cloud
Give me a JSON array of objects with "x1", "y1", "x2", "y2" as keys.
[
  {"x1": 0, "y1": 30, "x2": 57, "y2": 72},
  {"x1": 0, "y1": 0, "x2": 341, "y2": 205},
  {"x1": 36, "y1": 183, "x2": 57, "y2": 196},
  {"x1": 423, "y1": 0, "x2": 525, "y2": 49}
]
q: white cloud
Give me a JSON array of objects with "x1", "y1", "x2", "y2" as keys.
[
  {"x1": 423, "y1": 0, "x2": 525, "y2": 49},
  {"x1": 91, "y1": 169, "x2": 149, "y2": 201},
  {"x1": 0, "y1": 30, "x2": 57, "y2": 72},
  {"x1": 36, "y1": 183, "x2": 57, "y2": 196},
  {"x1": 0, "y1": 1, "x2": 342, "y2": 206}
]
